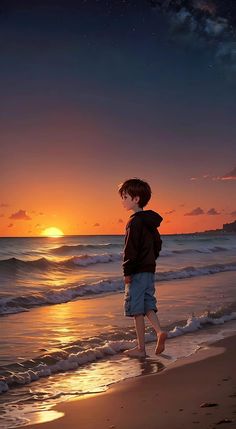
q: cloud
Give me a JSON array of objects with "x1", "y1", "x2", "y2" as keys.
[
  {"x1": 190, "y1": 174, "x2": 212, "y2": 180},
  {"x1": 31, "y1": 211, "x2": 45, "y2": 216},
  {"x1": 118, "y1": 218, "x2": 124, "y2": 223},
  {"x1": 230, "y1": 210, "x2": 236, "y2": 216},
  {"x1": 8, "y1": 223, "x2": 13, "y2": 228},
  {"x1": 216, "y1": 166, "x2": 236, "y2": 181},
  {"x1": 184, "y1": 207, "x2": 205, "y2": 215},
  {"x1": 169, "y1": 7, "x2": 198, "y2": 35},
  {"x1": 204, "y1": 17, "x2": 228, "y2": 36},
  {"x1": 0, "y1": 214, "x2": 4, "y2": 217},
  {"x1": 215, "y1": 42, "x2": 236, "y2": 75},
  {"x1": 150, "y1": 1, "x2": 236, "y2": 75},
  {"x1": 193, "y1": 0, "x2": 217, "y2": 15},
  {"x1": 190, "y1": 167, "x2": 236, "y2": 181},
  {"x1": 165, "y1": 209, "x2": 176, "y2": 214},
  {"x1": 9, "y1": 210, "x2": 32, "y2": 220},
  {"x1": 93, "y1": 223, "x2": 100, "y2": 227},
  {"x1": 0, "y1": 203, "x2": 9, "y2": 207},
  {"x1": 207, "y1": 207, "x2": 220, "y2": 215}
]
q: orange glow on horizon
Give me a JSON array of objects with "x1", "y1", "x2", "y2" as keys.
[
  {"x1": 41, "y1": 227, "x2": 64, "y2": 237},
  {"x1": 0, "y1": 181, "x2": 234, "y2": 237}
]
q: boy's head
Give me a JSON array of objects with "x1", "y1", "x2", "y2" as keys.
[{"x1": 118, "y1": 178, "x2": 152, "y2": 209}]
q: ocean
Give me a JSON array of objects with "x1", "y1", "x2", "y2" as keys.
[{"x1": 0, "y1": 232, "x2": 236, "y2": 428}]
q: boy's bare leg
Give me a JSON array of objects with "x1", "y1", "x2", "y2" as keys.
[
  {"x1": 124, "y1": 314, "x2": 146, "y2": 357},
  {"x1": 146, "y1": 309, "x2": 162, "y2": 333},
  {"x1": 146, "y1": 310, "x2": 168, "y2": 355}
]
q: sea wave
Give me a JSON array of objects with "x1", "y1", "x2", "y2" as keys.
[
  {"x1": 174, "y1": 235, "x2": 231, "y2": 243},
  {"x1": 0, "y1": 261, "x2": 235, "y2": 316},
  {"x1": 162, "y1": 245, "x2": 236, "y2": 256},
  {"x1": 50, "y1": 243, "x2": 122, "y2": 255},
  {"x1": 0, "y1": 243, "x2": 235, "y2": 273},
  {"x1": 0, "y1": 253, "x2": 122, "y2": 271},
  {"x1": 1, "y1": 308, "x2": 236, "y2": 394}
]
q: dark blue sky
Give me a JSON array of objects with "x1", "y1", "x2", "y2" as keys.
[{"x1": 1, "y1": 1, "x2": 236, "y2": 235}]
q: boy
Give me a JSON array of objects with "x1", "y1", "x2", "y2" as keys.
[{"x1": 118, "y1": 178, "x2": 167, "y2": 358}]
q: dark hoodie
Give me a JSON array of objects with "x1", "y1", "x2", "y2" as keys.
[{"x1": 123, "y1": 210, "x2": 163, "y2": 276}]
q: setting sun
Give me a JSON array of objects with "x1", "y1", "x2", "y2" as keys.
[{"x1": 41, "y1": 227, "x2": 64, "y2": 237}]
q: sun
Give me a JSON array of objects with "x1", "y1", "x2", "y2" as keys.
[{"x1": 41, "y1": 227, "x2": 64, "y2": 238}]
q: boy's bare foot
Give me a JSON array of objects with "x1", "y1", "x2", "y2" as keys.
[
  {"x1": 155, "y1": 332, "x2": 168, "y2": 355},
  {"x1": 123, "y1": 346, "x2": 146, "y2": 358}
]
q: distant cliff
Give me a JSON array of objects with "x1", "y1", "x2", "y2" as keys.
[
  {"x1": 223, "y1": 220, "x2": 236, "y2": 232},
  {"x1": 200, "y1": 220, "x2": 236, "y2": 234}
]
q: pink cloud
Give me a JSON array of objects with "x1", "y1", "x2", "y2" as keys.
[
  {"x1": 184, "y1": 207, "x2": 205, "y2": 216},
  {"x1": 93, "y1": 223, "x2": 100, "y2": 227},
  {"x1": 190, "y1": 167, "x2": 236, "y2": 182},
  {"x1": 9, "y1": 210, "x2": 32, "y2": 220},
  {"x1": 218, "y1": 167, "x2": 236, "y2": 181},
  {"x1": 207, "y1": 208, "x2": 220, "y2": 215},
  {"x1": 8, "y1": 223, "x2": 13, "y2": 228},
  {"x1": 165, "y1": 209, "x2": 176, "y2": 215}
]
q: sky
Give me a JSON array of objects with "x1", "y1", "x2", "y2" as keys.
[{"x1": 0, "y1": 0, "x2": 236, "y2": 236}]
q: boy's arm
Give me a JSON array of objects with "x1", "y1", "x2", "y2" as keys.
[
  {"x1": 123, "y1": 219, "x2": 142, "y2": 280},
  {"x1": 124, "y1": 275, "x2": 132, "y2": 284}
]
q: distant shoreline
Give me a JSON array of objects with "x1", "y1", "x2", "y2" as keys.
[
  {"x1": 0, "y1": 230, "x2": 235, "y2": 239},
  {"x1": 0, "y1": 220, "x2": 235, "y2": 238},
  {"x1": 0, "y1": 227, "x2": 236, "y2": 240}
]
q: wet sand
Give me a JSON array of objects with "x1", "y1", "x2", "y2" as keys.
[{"x1": 18, "y1": 333, "x2": 236, "y2": 429}]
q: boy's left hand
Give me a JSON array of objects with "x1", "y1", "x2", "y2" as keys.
[{"x1": 124, "y1": 275, "x2": 132, "y2": 284}]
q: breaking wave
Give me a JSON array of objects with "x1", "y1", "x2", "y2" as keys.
[
  {"x1": 0, "y1": 261, "x2": 235, "y2": 316},
  {"x1": 0, "y1": 253, "x2": 122, "y2": 271},
  {"x1": 50, "y1": 243, "x2": 122, "y2": 255},
  {"x1": 1, "y1": 307, "x2": 236, "y2": 394},
  {"x1": 0, "y1": 243, "x2": 235, "y2": 273}
]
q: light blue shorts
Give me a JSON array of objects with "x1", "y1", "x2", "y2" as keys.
[{"x1": 124, "y1": 272, "x2": 157, "y2": 317}]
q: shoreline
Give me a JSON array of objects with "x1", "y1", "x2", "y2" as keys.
[
  {"x1": 1, "y1": 228, "x2": 235, "y2": 239},
  {"x1": 18, "y1": 332, "x2": 236, "y2": 429}
]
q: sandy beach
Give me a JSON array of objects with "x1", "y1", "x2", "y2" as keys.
[{"x1": 18, "y1": 333, "x2": 236, "y2": 429}]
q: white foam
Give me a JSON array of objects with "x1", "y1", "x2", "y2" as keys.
[
  {"x1": 158, "y1": 261, "x2": 236, "y2": 281},
  {"x1": 1, "y1": 311, "x2": 236, "y2": 394},
  {"x1": 168, "y1": 312, "x2": 236, "y2": 338},
  {"x1": 0, "y1": 338, "x2": 140, "y2": 394},
  {"x1": 1, "y1": 261, "x2": 236, "y2": 315},
  {"x1": 162, "y1": 245, "x2": 236, "y2": 256},
  {"x1": 72, "y1": 253, "x2": 122, "y2": 266},
  {"x1": 51, "y1": 243, "x2": 121, "y2": 255}
]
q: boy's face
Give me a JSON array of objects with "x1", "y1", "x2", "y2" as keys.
[{"x1": 121, "y1": 192, "x2": 140, "y2": 211}]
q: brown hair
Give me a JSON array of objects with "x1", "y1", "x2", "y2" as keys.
[{"x1": 118, "y1": 178, "x2": 152, "y2": 208}]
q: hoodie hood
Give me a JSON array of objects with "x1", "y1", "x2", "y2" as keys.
[{"x1": 131, "y1": 210, "x2": 163, "y2": 228}]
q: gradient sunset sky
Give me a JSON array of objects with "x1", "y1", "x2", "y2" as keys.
[{"x1": 1, "y1": 0, "x2": 236, "y2": 236}]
